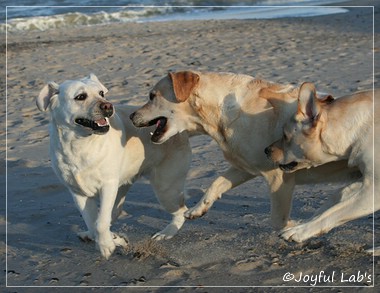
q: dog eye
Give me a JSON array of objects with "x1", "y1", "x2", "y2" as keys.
[
  {"x1": 74, "y1": 93, "x2": 87, "y2": 101},
  {"x1": 99, "y1": 91, "x2": 104, "y2": 97}
]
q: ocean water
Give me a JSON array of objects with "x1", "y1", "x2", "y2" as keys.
[{"x1": 3, "y1": 0, "x2": 348, "y2": 32}]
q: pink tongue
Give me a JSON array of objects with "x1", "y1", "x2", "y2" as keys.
[
  {"x1": 156, "y1": 119, "x2": 161, "y2": 127},
  {"x1": 96, "y1": 118, "x2": 107, "y2": 126}
]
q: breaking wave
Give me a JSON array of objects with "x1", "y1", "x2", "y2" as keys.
[{"x1": 2, "y1": 7, "x2": 177, "y2": 32}]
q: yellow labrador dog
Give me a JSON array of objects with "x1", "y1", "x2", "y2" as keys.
[
  {"x1": 130, "y1": 71, "x2": 360, "y2": 231},
  {"x1": 265, "y1": 83, "x2": 379, "y2": 251},
  {"x1": 36, "y1": 74, "x2": 191, "y2": 259}
]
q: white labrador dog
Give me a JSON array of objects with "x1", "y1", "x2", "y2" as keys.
[
  {"x1": 265, "y1": 83, "x2": 379, "y2": 252},
  {"x1": 36, "y1": 74, "x2": 191, "y2": 259}
]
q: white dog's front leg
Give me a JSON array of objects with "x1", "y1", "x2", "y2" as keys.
[
  {"x1": 97, "y1": 182, "x2": 128, "y2": 259},
  {"x1": 185, "y1": 167, "x2": 254, "y2": 219},
  {"x1": 71, "y1": 193, "x2": 98, "y2": 241}
]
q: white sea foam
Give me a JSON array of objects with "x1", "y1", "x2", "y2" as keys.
[
  {"x1": 2, "y1": 4, "x2": 348, "y2": 33},
  {"x1": 3, "y1": 7, "x2": 172, "y2": 32}
]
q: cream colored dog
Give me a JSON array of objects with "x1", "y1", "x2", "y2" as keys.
[
  {"x1": 265, "y1": 83, "x2": 379, "y2": 249},
  {"x1": 36, "y1": 74, "x2": 191, "y2": 259},
  {"x1": 130, "y1": 71, "x2": 360, "y2": 232}
]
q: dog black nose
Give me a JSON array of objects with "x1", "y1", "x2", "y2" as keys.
[
  {"x1": 100, "y1": 102, "x2": 113, "y2": 111},
  {"x1": 264, "y1": 147, "x2": 272, "y2": 156},
  {"x1": 129, "y1": 112, "x2": 136, "y2": 121},
  {"x1": 100, "y1": 102, "x2": 114, "y2": 117}
]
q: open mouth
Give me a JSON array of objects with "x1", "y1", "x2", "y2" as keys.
[
  {"x1": 279, "y1": 161, "x2": 298, "y2": 172},
  {"x1": 148, "y1": 116, "x2": 168, "y2": 143},
  {"x1": 75, "y1": 117, "x2": 110, "y2": 134}
]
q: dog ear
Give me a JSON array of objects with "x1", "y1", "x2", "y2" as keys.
[
  {"x1": 318, "y1": 93, "x2": 334, "y2": 104},
  {"x1": 260, "y1": 88, "x2": 282, "y2": 114},
  {"x1": 297, "y1": 82, "x2": 321, "y2": 122},
  {"x1": 260, "y1": 88, "x2": 287, "y2": 112},
  {"x1": 36, "y1": 82, "x2": 59, "y2": 112},
  {"x1": 88, "y1": 73, "x2": 109, "y2": 94},
  {"x1": 260, "y1": 84, "x2": 297, "y2": 113},
  {"x1": 169, "y1": 71, "x2": 200, "y2": 102}
]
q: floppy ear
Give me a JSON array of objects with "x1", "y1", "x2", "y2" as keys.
[
  {"x1": 260, "y1": 88, "x2": 286, "y2": 112},
  {"x1": 318, "y1": 93, "x2": 334, "y2": 104},
  {"x1": 260, "y1": 84, "x2": 297, "y2": 113},
  {"x1": 88, "y1": 73, "x2": 108, "y2": 94},
  {"x1": 36, "y1": 82, "x2": 59, "y2": 112},
  {"x1": 169, "y1": 71, "x2": 200, "y2": 102},
  {"x1": 297, "y1": 82, "x2": 320, "y2": 122}
]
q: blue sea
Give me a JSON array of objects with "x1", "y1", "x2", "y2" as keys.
[{"x1": 3, "y1": 0, "x2": 349, "y2": 32}]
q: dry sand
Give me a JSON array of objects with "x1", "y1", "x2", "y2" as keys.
[{"x1": 2, "y1": 1, "x2": 380, "y2": 292}]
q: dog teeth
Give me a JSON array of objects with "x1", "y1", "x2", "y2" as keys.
[
  {"x1": 150, "y1": 132, "x2": 154, "y2": 136},
  {"x1": 95, "y1": 118, "x2": 109, "y2": 127}
]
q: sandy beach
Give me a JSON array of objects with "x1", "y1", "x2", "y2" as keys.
[{"x1": 2, "y1": 1, "x2": 379, "y2": 292}]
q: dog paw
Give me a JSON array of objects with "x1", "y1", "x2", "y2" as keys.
[
  {"x1": 280, "y1": 225, "x2": 308, "y2": 243},
  {"x1": 152, "y1": 224, "x2": 178, "y2": 240},
  {"x1": 184, "y1": 202, "x2": 210, "y2": 219},
  {"x1": 98, "y1": 232, "x2": 129, "y2": 259},
  {"x1": 112, "y1": 232, "x2": 129, "y2": 249},
  {"x1": 97, "y1": 240, "x2": 116, "y2": 260},
  {"x1": 77, "y1": 231, "x2": 95, "y2": 242}
]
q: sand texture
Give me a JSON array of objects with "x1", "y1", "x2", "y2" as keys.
[{"x1": 2, "y1": 2, "x2": 380, "y2": 292}]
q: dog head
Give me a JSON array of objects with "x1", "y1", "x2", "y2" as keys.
[
  {"x1": 265, "y1": 82, "x2": 334, "y2": 172},
  {"x1": 130, "y1": 71, "x2": 200, "y2": 144},
  {"x1": 36, "y1": 74, "x2": 114, "y2": 136}
]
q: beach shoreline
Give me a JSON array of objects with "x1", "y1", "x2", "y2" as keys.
[
  {"x1": 3, "y1": 0, "x2": 356, "y2": 32},
  {"x1": 2, "y1": 1, "x2": 379, "y2": 291}
]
